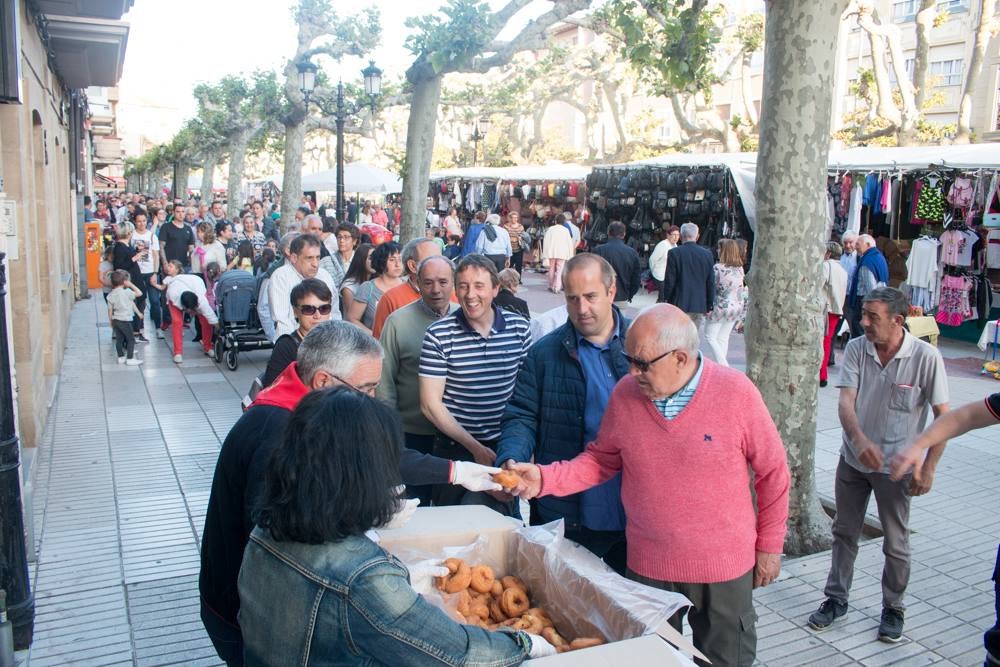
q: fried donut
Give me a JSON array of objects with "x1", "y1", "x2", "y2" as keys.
[
  {"x1": 490, "y1": 580, "x2": 504, "y2": 597},
  {"x1": 491, "y1": 469, "x2": 521, "y2": 490},
  {"x1": 541, "y1": 627, "x2": 567, "y2": 648},
  {"x1": 499, "y1": 617, "x2": 520, "y2": 627},
  {"x1": 501, "y1": 586, "x2": 530, "y2": 617},
  {"x1": 500, "y1": 575, "x2": 528, "y2": 594},
  {"x1": 519, "y1": 613, "x2": 545, "y2": 634},
  {"x1": 488, "y1": 597, "x2": 508, "y2": 623},
  {"x1": 469, "y1": 600, "x2": 490, "y2": 620},
  {"x1": 456, "y1": 590, "x2": 471, "y2": 617},
  {"x1": 438, "y1": 558, "x2": 472, "y2": 593},
  {"x1": 569, "y1": 637, "x2": 605, "y2": 650},
  {"x1": 469, "y1": 564, "x2": 495, "y2": 594}
]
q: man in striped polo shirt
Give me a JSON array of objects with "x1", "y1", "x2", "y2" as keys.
[{"x1": 419, "y1": 254, "x2": 532, "y2": 513}]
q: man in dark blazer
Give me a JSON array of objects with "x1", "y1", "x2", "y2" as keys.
[
  {"x1": 659, "y1": 222, "x2": 715, "y2": 330},
  {"x1": 592, "y1": 220, "x2": 642, "y2": 304}
]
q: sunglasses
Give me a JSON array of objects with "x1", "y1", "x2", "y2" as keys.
[
  {"x1": 296, "y1": 303, "x2": 333, "y2": 316},
  {"x1": 623, "y1": 349, "x2": 677, "y2": 373}
]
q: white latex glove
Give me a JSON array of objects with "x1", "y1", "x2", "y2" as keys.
[
  {"x1": 408, "y1": 560, "x2": 450, "y2": 595},
  {"x1": 384, "y1": 497, "x2": 420, "y2": 529},
  {"x1": 451, "y1": 461, "x2": 503, "y2": 492},
  {"x1": 526, "y1": 633, "x2": 557, "y2": 659}
]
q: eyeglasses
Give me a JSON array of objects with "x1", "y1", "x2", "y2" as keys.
[
  {"x1": 332, "y1": 374, "x2": 379, "y2": 397},
  {"x1": 296, "y1": 303, "x2": 333, "y2": 316},
  {"x1": 623, "y1": 349, "x2": 677, "y2": 373}
]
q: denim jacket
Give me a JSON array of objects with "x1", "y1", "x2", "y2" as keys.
[{"x1": 238, "y1": 527, "x2": 531, "y2": 666}]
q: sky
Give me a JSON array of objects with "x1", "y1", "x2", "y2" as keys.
[{"x1": 115, "y1": 0, "x2": 551, "y2": 152}]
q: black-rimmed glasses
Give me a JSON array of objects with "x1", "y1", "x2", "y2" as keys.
[{"x1": 623, "y1": 349, "x2": 677, "y2": 373}]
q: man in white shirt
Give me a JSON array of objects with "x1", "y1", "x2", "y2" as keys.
[
  {"x1": 268, "y1": 234, "x2": 340, "y2": 338},
  {"x1": 154, "y1": 260, "x2": 219, "y2": 363}
]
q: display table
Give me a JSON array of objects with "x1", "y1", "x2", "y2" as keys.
[
  {"x1": 978, "y1": 320, "x2": 1000, "y2": 353},
  {"x1": 906, "y1": 316, "x2": 939, "y2": 346}
]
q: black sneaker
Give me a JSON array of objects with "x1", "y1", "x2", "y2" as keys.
[
  {"x1": 136, "y1": 333, "x2": 149, "y2": 343},
  {"x1": 878, "y1": 607, "x2": 904, "y2": 643},
  {"x1": 808, "y1": 598, "x2": 848, "y2": 631}
]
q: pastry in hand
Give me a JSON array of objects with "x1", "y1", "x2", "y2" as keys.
[{"x1": 491, "y1": 469, "x2": 521, "y2": 490}]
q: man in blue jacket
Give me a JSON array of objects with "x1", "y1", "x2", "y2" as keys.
[{"x1": 496, "y1": 253, "x2": 629, "y2": 574}]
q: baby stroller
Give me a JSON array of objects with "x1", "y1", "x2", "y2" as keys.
[{"x1": 213, "y1": 270, "x2": 273, "y2": 370}]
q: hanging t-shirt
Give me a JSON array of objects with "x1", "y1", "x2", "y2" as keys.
[
  {"x1": 940, "y1": 228, "x2": 978, "y2": 267},
  {"x1": 987, "y1": 230, "x2": 1000, "y2": 269},
  {"x1": 916, "y1": 180, "x2": 945, "y2": 223},
  {"x1": 905, "y1": 237, "x2": 940, "y2": 290}
]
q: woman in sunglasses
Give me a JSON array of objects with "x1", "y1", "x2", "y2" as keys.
[{"x1": 261, "y1": 279, "x2": 333, "y2": 387}]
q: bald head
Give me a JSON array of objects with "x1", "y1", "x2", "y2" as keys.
[{"x1": 631, "y1": 304, "x2": 700, "y2": 355}]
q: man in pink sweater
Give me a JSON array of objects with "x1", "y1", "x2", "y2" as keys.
[{"x1": 510, "y1": 304, "x2": 790, "y2": 667}]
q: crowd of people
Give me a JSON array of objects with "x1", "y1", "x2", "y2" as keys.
[{"x1": 87, "y1": 190, "x2": 1000, "y2": 666}]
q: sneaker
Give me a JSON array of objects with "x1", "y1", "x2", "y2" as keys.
[
  {"x1": 204, "y1": 348, "x2": 214, "y2": 357},
  {"x1": 173, "y1": 354, "x2": 183, "y2": 364},
  {"x1": 117, "y1": 356, "x2": 126, "y2": 365},
  {"x1": 878, "y1": 607, "x2": 904, "y2": 643},
  {"x1": 808, "y1": 598, "x2": 848, "y2": 631},
  {"x1": 126, "y1": 358, "x2": 143, "y2": 366},
  {"x1": 136, "y1": 333, "x2": 149, "y2": 343},
  {"x1": 156, "y1": 330, "x2": 164, "y2": 339},
  {"x1": 820, "y1": 379, "x2": 828, "y2": 388}
]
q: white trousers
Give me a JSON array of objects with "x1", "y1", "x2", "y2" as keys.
[{"x1": 703, "y1": 318, "x2": 737, "y2": 367}]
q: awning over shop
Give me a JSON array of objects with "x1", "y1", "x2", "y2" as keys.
[{"x1": 429, "y1": 163, "x2": 591, "y2": 182}]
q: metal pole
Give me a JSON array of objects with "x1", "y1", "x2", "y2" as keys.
[
  {"x1": 0, "y1": 253, "x2": 34, "y2": 649},
  {"x1": 336, "y1": 81, "x2": 346, "y2": 223}
]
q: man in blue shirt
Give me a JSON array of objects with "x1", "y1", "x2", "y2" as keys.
[
  {"x1": 474, "y1": 213, "x2": 512, "y2": 273},
  {"x1": 461, "y1": 211, "x2": 487, "y2": 257},
  {"x1": 496, "y1": 253, "x2": 629, "y2": 574}
]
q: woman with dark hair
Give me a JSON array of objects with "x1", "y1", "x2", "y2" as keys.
[
  {"x1": 347, "y1": 241, "x2": 404, "y2": 334},
  {"x1": 339, "y1": 242, "x2": 374, "y2": 318},
  {"x1": 251, "y1": 247, "x2": 273, "y2": 276},
  {"x1": 260, "y1": 279, "x2": 333, "y2": 387},
  {"x1": 238, "y1": 388, "x2": 548, "y2": 665}
]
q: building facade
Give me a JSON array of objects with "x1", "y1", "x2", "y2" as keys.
[{"x1": 0, "y1": 0, "x2": 130, "y2": 453}]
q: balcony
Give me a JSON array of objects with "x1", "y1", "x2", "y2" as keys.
[
  {"x1": 93, "y1": 136, "x2": 123, "y2": 167},
  {"x1": 33, "y1": 0, "x2": 133, "y2": 20},
  {"x1": 44, "y1": 15, "x2": 129, "y2": 89}
]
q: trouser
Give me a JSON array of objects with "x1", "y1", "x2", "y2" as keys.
[
  {"x1": 819, "y1": 313, "x2": 844, "y2": 370},
  {"x1": 821, "y1": 313, "x2": 841, "y2": 381},
  {"x1": 485, "y1": 254, "x2": 507, "y2": 274},
  {"x1": 703, "y1": 317, "x2": 737, "y2": 367},
  {"x1": 984, "y1": 544, "x2": 1000, "y2": 665},
  {"x1": 511, "y1": 250, "x2": 523, "y2": 274},
  {"x1": 201, "y1": 600, "x2": 243, "y2": 667},
  {"x1": 132, "y1": 279, "x2": 147, "y2": 334},
  {"x1": 845, "y1": 304, "x2": 863, "y2": 339},
  {"x1": 169, "y1": 304, "x2": 214, "y2": 356},
  {"x1": 628, "y1": 567, "x2": 756, "y2": 667},
  {"x1": 824, "y1": 455, "x2": 911, "y2": 611},
  {"x1": 112, "y1": 320, "x2": 136, "y2": 359},
  {"x1": 547, "y1": 258, "x2": 565, "y2": 291},
  {"x1": 141, "y1": 273, "x2": 162, "y2": 330},
  {"x1": 430, "y1": 436, "x2": 514, "y2": 515},
  {"x1": 404, "y1": 432, "x2": 436, "y2": 506}
]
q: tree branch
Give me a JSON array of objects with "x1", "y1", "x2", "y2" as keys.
[
  {"x1": 471, "y1": 0, "x2": 591, "y2": 73},
  {"x1": 912, "y1": 0, "x2": 936, "y2": 110},
  {"x1": 636, "y1": 0, "x2": 669, "y2": 28}
]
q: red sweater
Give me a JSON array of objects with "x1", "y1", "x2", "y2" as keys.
[{"x1": 540, "y1": 360, "x2": 790, "y2": 584}]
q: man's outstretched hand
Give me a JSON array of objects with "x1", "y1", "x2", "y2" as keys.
[{"x1": 504, "y1": 461, "x2": 543, "y2": 499}]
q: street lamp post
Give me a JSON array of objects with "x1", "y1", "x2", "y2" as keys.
[
  {"x1": 297, "y1": 58, "x2": 382, "y2": 223},
  {"x1": 470, "y1": 114, "x2": 491, "y2": 166}
]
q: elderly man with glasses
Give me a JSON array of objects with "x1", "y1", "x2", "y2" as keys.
[
  {"x1": 508, "y1": 303, "x2": 790, "y2": 667},
  {"x1": 200, "y1": 320, "x2": 504, "y2": 666}
]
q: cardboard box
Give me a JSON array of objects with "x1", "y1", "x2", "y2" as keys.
[{"x1": 375, "y1": 506, "x2": 704, "y2": 666}]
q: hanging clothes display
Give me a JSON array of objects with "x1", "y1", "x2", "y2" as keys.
[
  {"x1": 915, "y1": 179, "x2": 945, "y2": 224},
  {"x1": 847, "y1": 183, "x2": 863, "y2": 234},
  {"x1": 936, "y1": 275, "x2": 974, "y2": 326},
  {"x1": 904, "y1": 236, "x2": 940, "y2": 311}
]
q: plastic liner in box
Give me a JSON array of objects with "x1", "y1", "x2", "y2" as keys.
[{"x1": 390, "y1": 519, "x2": 690, "y2": 645}]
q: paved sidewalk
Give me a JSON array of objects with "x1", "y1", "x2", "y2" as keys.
[{"x1": 22, "y1": 283, "x2": 1000, "y2": 665}]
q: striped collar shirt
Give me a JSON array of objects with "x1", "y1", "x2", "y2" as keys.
[
  {"x1": 652, "y1": 354, "x2": 704, "y2": 420},
  {"x1": 419, "y1": 305, "x2": 532, "y2": 441}
]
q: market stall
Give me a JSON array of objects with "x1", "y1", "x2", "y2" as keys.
[
  {"x1": 825, "y1": 144, "x2": 1000, "y2": 342},
  {"x1": 586, "y1": 152, "x2": 758, "y2": 264}
]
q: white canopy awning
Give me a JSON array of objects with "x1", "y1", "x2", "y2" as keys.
[
  {"x1": 302, "y1": 163, "x2": 403, "y2": 194},
  {"x1": 826, "y1": 144, "x2": 1000, "y2": 171},
  {"x1": 429, "y1": 163, "x2": 591, "y2": 182}
]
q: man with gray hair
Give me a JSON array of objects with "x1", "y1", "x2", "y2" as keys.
[
  {"x1": 844, "y1": 233, "x2": 887, "y2": 338},
  {"x1": 840, "y1": 231, "x2": 859, "y2": 284},
  {"x1": 808, "y1": 286, "x2": 949, "y2": 644},
  {"x1": 508, "y1": 303, "x2": 790, "y2": 666},
  {"x1": 659, "y1": 222, "x2": 715, "y2": 333},
  {"x1": 475, "y1": 213, "x2": 513, "y2": 274},
  {"x1": 371, "y1": 236, "x2": 443, "y2": 339},
  {"x1": 200, "y1": 320, "x2": 504, "y2": 665}
]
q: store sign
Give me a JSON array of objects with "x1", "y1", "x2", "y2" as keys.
[{"x1": 0, "y1": 197, "x2": 14, "y2": 236}]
